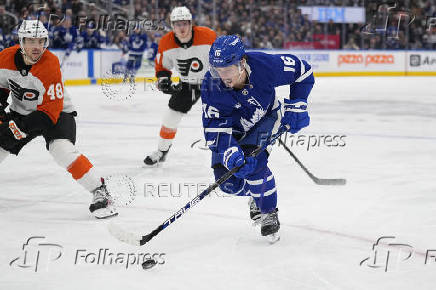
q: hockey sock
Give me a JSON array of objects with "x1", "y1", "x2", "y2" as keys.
[
  {"x1": 246, "y1": 168, "x2": 277, "y2": 213},
  {"x1": 49, "y1": 139, "x2": 101, "y2": 192},
  {"x1": 157, "y1": 108, "x2": 184, "y2": 151}
]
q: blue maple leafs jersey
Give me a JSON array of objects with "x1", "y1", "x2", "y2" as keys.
[
  {"x1": 128, "y1": 33, "x2": 148, "y2": 55},
  {"x1": 201, "y1": 51, "x2": 314, "y2": 155}
]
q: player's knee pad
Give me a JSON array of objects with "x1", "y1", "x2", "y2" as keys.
[{"x1": 48, "y1": 139, "x2": 81, "y2": 168}]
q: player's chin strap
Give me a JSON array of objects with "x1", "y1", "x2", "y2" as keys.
[{"x1": 108, "y1": 125, "x2": 289, "y2": 246}]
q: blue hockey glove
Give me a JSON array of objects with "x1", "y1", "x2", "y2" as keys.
[
  {"x1": 281, "y1": 98, "x2": 310, "y2": 134},
  {"x1": 223, "y1": 146, "x2": 257, "y2": 179}
]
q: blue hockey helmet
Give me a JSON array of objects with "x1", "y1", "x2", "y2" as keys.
[{"x1": 209, "y1": 35, "x2": 245, "y2": 68}]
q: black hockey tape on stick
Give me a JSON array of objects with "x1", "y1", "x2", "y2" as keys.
[{"x1": 108, "y1": 126, "x2": 289, "y2": 246}]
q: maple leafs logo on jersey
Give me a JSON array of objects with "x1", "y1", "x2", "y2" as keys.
[
  {"x1": 177, "y1": 58, "x2": 204, "y2": 76},
  {"x1": 247, "y1": 96, "x2": 261, "y2": 107},
  {"x1": 8, "y1": 79, "x2": 39, "y2": 101},
  {"x1": 240, "y1": 107, "x2": 266, "y2": 132}
]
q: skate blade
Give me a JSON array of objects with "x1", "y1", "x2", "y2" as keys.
[
  {"x1": 93, "y1": 207, "x2": 119, "y2": 219},
  {"x1": 142, "y1": 160, "x2": 164, "y2": 168},
  {"x1": 265, "y1": 233, "x2": 280, "y2": 244}
]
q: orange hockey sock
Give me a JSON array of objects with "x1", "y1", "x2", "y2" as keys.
[
  {"x1": 67, "y1": 155, "x2": 93, "y2": 180},
  {"x1": 159, "y1": 126, "x2": 177, "y2": 139}
]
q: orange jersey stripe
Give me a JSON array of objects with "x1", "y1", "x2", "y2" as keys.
[
  {"x1": 67, "y1": 155, "x2": 93, "y2": 180},
  {"x1": 160, "y1": 126, "x2": 177, "y2": 139}
]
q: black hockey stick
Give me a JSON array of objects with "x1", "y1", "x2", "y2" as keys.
[
  {"x1": 109, "y1": 126, "x2": 288, "y2": 246},
  {"x1": 278, "y1": 139, "x2": 346, "y2": 185}
]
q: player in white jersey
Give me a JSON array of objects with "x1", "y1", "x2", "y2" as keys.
[
  {"x1": 143, "y1": 6, "x2": 216, "y2": 165},
  {"x1": 0, "y1": 20, "x2": 117, "y2": 219}
]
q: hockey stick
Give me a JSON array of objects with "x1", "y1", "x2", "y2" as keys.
[
  {"x1": 108, "y1": 126, "x2": 288, "y2": 246},
  {"x1": 278, "y1": 139, "x2": 346, "y2": 185},
  {"x1": 60, "y1": 51, "x2": 69, "y2": 69}
]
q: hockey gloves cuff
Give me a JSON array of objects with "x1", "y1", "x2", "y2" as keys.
[
  {"x1": 282, "y1": 98, "x2": 310, "y2": 134},
  {"x1": 223, "y1": 146, "x2": 257, "y2": 179}
]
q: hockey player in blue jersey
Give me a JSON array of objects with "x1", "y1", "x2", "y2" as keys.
[
  {"x1": 125, "y1": 28, "x2": 148, "y2": 80},
  {"x1": 201, "y1": 35, "x2": 314, "y2": 242}
]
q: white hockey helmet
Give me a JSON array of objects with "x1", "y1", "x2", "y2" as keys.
[
  {"x1": 18, "y1": 20, "x2": 49, "y2": 63},
  {"x1": 170, "y1": 6, "x2": 192, "y2": 23}
]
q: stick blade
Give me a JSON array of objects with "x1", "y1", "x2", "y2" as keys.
[
  {"x1": 108, "y1": 221, "x2": 143, "y2": 246},
  {"x1": 314, "y1": 178, "x2": 347, "y2": 186}
]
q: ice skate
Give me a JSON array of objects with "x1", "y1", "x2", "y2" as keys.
[
  {"x1": 248, "y1": 197, "x2": 261, "y2": 225},
  {"x1": 261, "y1": 208, "x2": 280, "y2": 243},
  {"x1": 143, "y1": 147, "x2": 170, "y2": 166},
  {"x1": 89, "y1": 183, "x2": 118, "y2": 219}
]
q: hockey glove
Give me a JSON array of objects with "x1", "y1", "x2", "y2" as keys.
[
  {"x1": 157, "y1": 77, "x2": 182, "y2": 94},
  {"x1": 223, "y1": 146, "x2": 257, "y2": 179},
  {"x1": 0, "y1": 119, "x2": 27, "y2": 150},
  {"x1": 281, "y1": 98, "x2": 310, "y2": 134}
]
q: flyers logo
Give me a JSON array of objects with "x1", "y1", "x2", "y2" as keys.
[
  {"x1": 8, "y1": 79, "x2": 39, "y2": 101},
  {"x1": 177, "y1": 58, "x2": 204, "y2": 76}
]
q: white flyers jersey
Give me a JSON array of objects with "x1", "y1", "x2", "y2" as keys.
[
  {"x1": 155, "y1": 26, "x2": 216, "y2": 85},
  {"x1": 0, "y1": 45, "x2": 74, "y2": 124}
]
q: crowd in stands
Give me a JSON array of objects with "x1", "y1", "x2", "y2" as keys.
[{"x1": 0, "y1": 0, "x2": 435, "y2": 51}]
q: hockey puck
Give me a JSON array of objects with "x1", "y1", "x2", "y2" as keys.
[{"x1": 142, "y1": 259, "x2": 157, "y2": 270}]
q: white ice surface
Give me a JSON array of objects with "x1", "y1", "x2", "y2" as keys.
[{"x1": 1, "y1": 77, "x2": 436, "y2": 290}]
